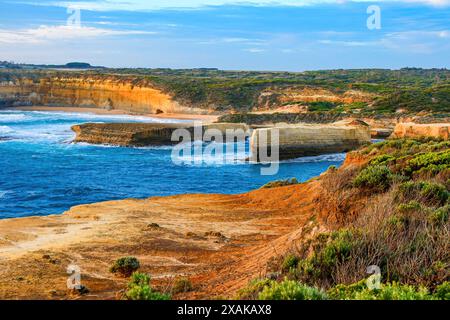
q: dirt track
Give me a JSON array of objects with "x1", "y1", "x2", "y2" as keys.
[{"x1": 0, "y1": 181, "x2": 320, "y2": 300}]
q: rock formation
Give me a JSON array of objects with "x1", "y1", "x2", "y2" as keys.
[
  {"x1": 0, "y1": 76, "x2": 205, "y2": 114},
  {"x1": 370, "y1": 128, "x2": 393, "y2": 139},
  {"x1": 0, "y1": 72, "x2": 374, "y2": 115},
  {"x1": 71, "y1": 122, "x2": 250, "y2": 146},
  {"x1": 250, "y1": 120, "x2": 371, "y2": 161},
  {"x1": 391, "y1": 122, "x2": 450, "y2": 140}
]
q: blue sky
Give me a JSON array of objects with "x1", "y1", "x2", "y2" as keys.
[{"x1": 0, "y1": 0, "x2": 448, "y2": 70}]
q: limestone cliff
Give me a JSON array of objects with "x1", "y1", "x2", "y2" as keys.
[
  {"x1": 71, "y1": 122, "x2": 250, "y2": 146},
  {"x1": 250, "y1": 120, "x2": 371, "y2": 161},
  {"x1": 0, "y1": 72, "x2": 374, "y2": 115},
  {"x1": 391, "y1": 122, "x2": 450, "y2": 140},
  {"x1": 0, "y1": 76, "x2": 206, "y2": 115},
  {"x1": 256, "y1": 87, "x2": 375, "y2": 111}
]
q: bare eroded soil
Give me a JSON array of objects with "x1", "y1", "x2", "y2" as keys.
[{"x1": 0, "y1": 181, "x2": 320, "y2": 300}]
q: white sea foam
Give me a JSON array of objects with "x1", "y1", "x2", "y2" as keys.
[
  {"x1": 29, "y1": 110, "x2": 188, "y2": 124},
  {"x1": 0, "y1": 110, "x2": 188, "y2": 143},
  {"x1": 0, "y1": 125, "x2": 13, "y2": 134},
  {"x1": 0, "y1": 113, "x2": 30, "y2": 122},
  {"x1": 284, "y1": 153, "x2": 347, "y2": 163},
  {"x1": 0, "y1": 191, "x2": 9, "y2": 199}
]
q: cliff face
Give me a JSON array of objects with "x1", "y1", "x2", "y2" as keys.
[
  {"x1": 0, "y1": 76, "x2": 206, "y2": 114},
  {"x1": 71, "y1": 122, "x2": 250, "y2": 146},
  {"x1": 391, "y1": 122, "x2": 450, "y2": 140},
  {"x1": 0, "y1": 73, "x2": 375, "y2": 115},
  {"x1": 71, "y1": 123, "x2": 192, "y2": 146},
  {"x1": 250, "y1": 120, "x2": 371, "y2": 161},
  {"x1": 256, "y1": 87, "x2": 375, "y2": 111}
]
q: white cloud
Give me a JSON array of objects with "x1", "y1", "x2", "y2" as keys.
[
  {"x1": 0, "y1": 25, "x2": 155, "y2": 44},
  {"x1": 318, "y1": 39, "x2": 380, "y2": 46},
  {"x1": 244, "y1": 48, "x2": 266, "y2": 53},
  {"x1": 23, "y1": 0, "x2": 450, "y2": 12},
  {"x1": 407, "y1": 0, "x2": 450, "y2": 6},
  {"x1": 318, "y1": 29, "x2": 450, "y2": 53}
]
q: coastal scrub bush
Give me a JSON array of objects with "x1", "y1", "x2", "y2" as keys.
[
  {"x1": 403, "y1": 150, "x2": 450, "y2": 176},
  {"x1": 172, "y1": 278, "x2": 193, "y2": 294},
  {"x1": 420, "y1": 182, "x2": 449, "y2": 205},
  {"x1": 353, "y1": 165, "x2": 393, "y2": 192},
  {"x1": 369, "y1": 154, "x2": 396, "y2": 166},
  {"x1": 292, "y1": 229, "x2": 358, "y2": 283},
  {"x1": 125, "y1": 272, "x2": 171, "y2": 300},
  {"x1": 236, "y1": 279, "x2": 272, "y2": 300},
  {"x1": 429, "y1": 205, "x2": 449, "y2": 225},
  {"x1": 397, "y1": 181, "x2": 449, "y2": 206},
  {"x1": 261, "y1": 178, "x2": 299, "y2": 189},
  {"x1": 258, "y1": 279, "x2": 327, "y2": 300},
  {"x1": 434, "y1": 282, "x2": 450, "y2": 300},
  {"x1": 110, "y1": 256, "x2": 140, "y2": 277},
  {"x1": 291, "y1": 139, "x2": 449, "y2": 290},
  {"x1": 281, "y1": 255, "x2": 299, "y2": 272},
  {"x1": 328, "y1": 281, "x2": 436, "y2": 300}
]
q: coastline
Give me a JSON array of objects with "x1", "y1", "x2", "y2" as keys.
[
  {"x1": 10, "y1": 106, "x2": 220, "y2": 123},
  {"x1": 0, "y1": 182, "x2": 320, "y2": 299}
]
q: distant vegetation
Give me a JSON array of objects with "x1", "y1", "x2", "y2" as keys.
[
  {"x1": 0, "y1": 61, "x2": 102, "y2": 70},
  {"x1": 0, "y1": 67, "x2": 448, "y2": 115}
]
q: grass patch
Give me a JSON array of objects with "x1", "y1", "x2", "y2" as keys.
[{"x1": 125, "y1": 272, "x2": 171, "y2": 300}]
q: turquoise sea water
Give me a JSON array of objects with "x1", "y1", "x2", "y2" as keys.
[{"x1": 0, "y1": 110, "x2": 345, "y2": 219}]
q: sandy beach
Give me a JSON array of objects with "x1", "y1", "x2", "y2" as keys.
[{"x1": 12, "y1": 106, "x2": 220, "y2": 123}]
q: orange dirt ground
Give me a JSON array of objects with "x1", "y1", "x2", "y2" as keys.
[{"x1": 0, "y1": 180, "x2": 322, "y2": 300}]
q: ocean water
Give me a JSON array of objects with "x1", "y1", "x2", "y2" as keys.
[{"x1": 0, "y1": 109, "x2": 345, "y2": 219}]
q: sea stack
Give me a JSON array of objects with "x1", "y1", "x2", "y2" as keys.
[{"x1": 250, "y1": 120, "x2": 371, "y2": 162}]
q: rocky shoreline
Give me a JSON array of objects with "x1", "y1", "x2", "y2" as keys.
[
  {"x1": 71, "y1": 120, "x2": 372, "y2": 160},
  {"x1": 0, "y1": 122, "x2": 447, "y2": 300}
]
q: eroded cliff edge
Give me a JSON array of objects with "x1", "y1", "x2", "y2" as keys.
[
  {"x1": 0, "y1": 70, "x2": 377, "y2": 115},
  {"x1": 0, "y1": 75, "x2": 206, "y2": 114}
]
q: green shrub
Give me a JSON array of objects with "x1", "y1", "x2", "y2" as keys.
[
  {"x1": 172, "y1": 278, "x2": 193, "y2": 294},
  {"x1": 125, "y1": 272, "x2": 171, "y2": 300},
  {"x1": 236, "y1": 279, "x2": 272, "y2": 300},
  {"x1": 396, "y1": 201, "x2": 423, "y2": 214},
  {"x1": 281, "y1": 255, "x2": 299, "y2": 272},
  {"x1": 429, "y1": 205, "x2": 449, "y2": 225},
  {"x1": 261, "y1": 178, "x2": 299, "y2": 189},
  {"x1": 398, "y1": 181, "x2": 449, "y2": 206},
  {"x1": 420, "y1": 182, "x2": 449, "y2": 206},
  {"x1": 328, "y1": 281, "x2": 436, "y2": 300},
  {"x1": 110, "y1": 257, "x2": 140, "y2": 277},
  {"x1": 404, "y1": 150, "x2": 450, "y2": 176},
  {"x1": 307, "y1": 101, "x2": 338, "y2": 112},
  {"x1": 435, "y1": 282, "x2": 450, "y2": 300},
  {"x1": 258, "y1": 279, "x2": 327, "y2": 300},
  {"x1": 353, "y1": 165, "x2": 393, "y2": 192},
  {"x1": 370, "y1": 154, "x2": 396, "y2": 166},
  {"x1": 295, "y1": 230, "x2": 357, "y2": 281}
]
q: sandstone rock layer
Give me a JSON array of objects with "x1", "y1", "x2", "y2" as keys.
[
  {"x1": 71, "y1": 122, "x2": 250, "y2": 146},
  {"x1": 0, "y1": 77, "x2": 206, "y2": 114},
  {"x1": 250, "y1": 120, "x2": 371, "y2": 161},
  {"x1": 391, "y1": 122, "x2": 450, "y2": 140}
]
